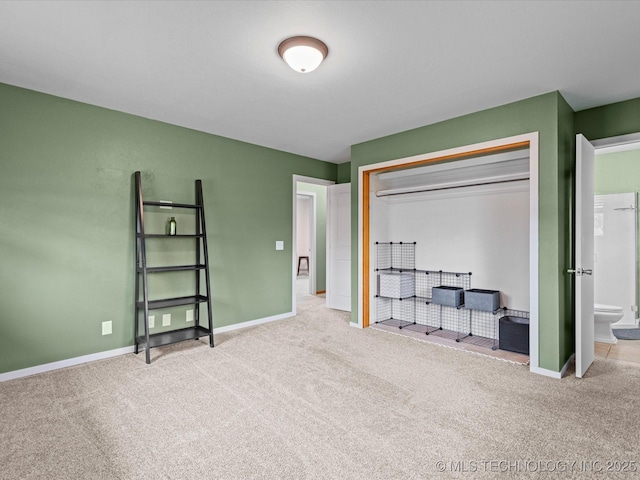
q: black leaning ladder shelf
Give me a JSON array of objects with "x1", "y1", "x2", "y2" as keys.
[{"x1": 134, "y1": 171, "x2": 214, "y2": 363}]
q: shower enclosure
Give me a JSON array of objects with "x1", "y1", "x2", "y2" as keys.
[{"x1": 594, "y1": 192, "x2": 639, "y2": 328}]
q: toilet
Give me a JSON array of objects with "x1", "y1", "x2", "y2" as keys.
[{"x1": 594, "y1": 303, "x2": 623, "y2": 344}]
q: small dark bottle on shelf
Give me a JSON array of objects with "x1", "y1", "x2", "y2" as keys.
[{"x1": 168, "y1": 216, "x2": 177, "y2": 236}]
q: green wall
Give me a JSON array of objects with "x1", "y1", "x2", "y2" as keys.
[
  {"x1": 350, "y1": 92, "x2": 574, "y2": 372},
  {"x1": 297, "y1": 182, "x2": 327, "y2": 292},
  {"x1": 337, "y1": 162, "x2": 351, "y2": 184},
  {"x1": 575, "y1": 97, "x2": 640, "y2": 142},
  {"x1": 0, "y1": 83, "x2": 336, "y2": 374}
]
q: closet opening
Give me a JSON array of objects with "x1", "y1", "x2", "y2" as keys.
[{"x1": 358, "y1": 133, "x2": 541, "y2": 371}]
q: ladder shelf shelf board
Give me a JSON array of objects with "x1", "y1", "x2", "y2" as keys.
[
  {"x1": 136, "y1": 295, "x2": 209, "y2": 310},
  {"x1": 134, "y1": 171, "x2": 214, "y2": 364},
  {"x1": 142, "y1": 200, "x2": 202, "y2": 209},
  {"x1": 136, "y1": 326, "x2": 212, "y2": 350},
  {"x1": 139, "y1": 264, "x2": 207, "y2": 274},
  {"x1": 139, "y1": 233, "x2": 205, "y2": 238}
]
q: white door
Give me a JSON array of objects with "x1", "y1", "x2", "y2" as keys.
[
  {"x1": 574, "y1": 134, "x2": 595, "y2": 378},
  {"x1": 327, "y1": 183, "x2": 351, "y2": 311}
]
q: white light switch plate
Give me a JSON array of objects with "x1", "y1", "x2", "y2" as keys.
[
  {"x1": 148, "y1": 315, "x2": 155, "y2": 328},
  {"x1": 162, "y1": 314, "x2": 171, "y2": 326},
  {"x1": 186, "y1": 309, "x2": 194, "y2": 322},
  {"x1": 276, "y1": 241, "x2": 284, "y2": 251}
]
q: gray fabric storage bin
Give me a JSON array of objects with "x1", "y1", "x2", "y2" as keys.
[
  {"x1": 464, "y1": 289, "x2": 500, "y2": 312},
  {"x1": 431, "y1": 286, "x2": 464, "y2": 307}
]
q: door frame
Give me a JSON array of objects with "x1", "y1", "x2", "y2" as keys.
[
  {"x1": 592, "y1": 132, "x2": 640, "y2": 150},
  {"x1": 292, "y1": 175, "x2": 334, "y2": 314},
  {"x1": 357, "y1": 132, "x2": 541, "y2": 372}
]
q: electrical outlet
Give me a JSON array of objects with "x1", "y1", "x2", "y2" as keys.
[
  {"x1": 162, "y1": 313, "x2": 171, "y2": 326},
  {"x1": 276, "y1": 241, "x2": 284, "y2": 251},
  {"x1": 102, "y1": 321, "x2": 112, "y2": 335},
  {"x1": 186, "y1": 309, "x2": 194, "y2": 322},
  {"x1": 148, "y1": 315, "x2": 155, "y2": 328}
]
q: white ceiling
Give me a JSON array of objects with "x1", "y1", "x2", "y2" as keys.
[{"x1": 1, "y1": 1, "x2": 640, "y2": 164}]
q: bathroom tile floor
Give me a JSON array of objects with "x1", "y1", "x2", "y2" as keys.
[{"x1": 595, "y1": 339, "x2": 640, "y2": 365}]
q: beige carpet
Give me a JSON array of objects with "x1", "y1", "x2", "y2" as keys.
[{"x1": 1, "y1": 295, "x2": 639, "y2": 479}]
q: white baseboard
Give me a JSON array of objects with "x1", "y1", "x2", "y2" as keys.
[
  {"x1": 559, "y1": 353, "x2": 575, "y2": 377},
  {"x1": 1, "y1": 311, "x2": 296, "y2": 383},
  {"x1": 0, "y1": 345, "x2": 136, "y2": 383},
  {"x1": 530, "y1": 353, "x2": 575, "y2": 379},
  {"x1": 349, "y1": 321, "x2": 362, "y2": 329},
  {"x1": 213, "y1": 311, "x2": 294, "y2": 334}
]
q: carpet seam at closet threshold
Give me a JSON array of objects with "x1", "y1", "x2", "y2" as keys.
[{"x1": 369, "y1": 324, "x2": 529, "y2": 366}]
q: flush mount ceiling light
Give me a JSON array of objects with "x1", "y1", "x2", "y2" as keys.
[{"x1": 278, "y1": 36, "x2": 328, "y2": 73}]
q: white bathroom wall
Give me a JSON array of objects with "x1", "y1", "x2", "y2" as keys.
[
  {"x1": 594, "y1": 192, "x2": 638, "y2": 327},
  {"x1": 379, "y1": 181, "x2": 530, "y2": 311},
  {"x1": 296, "y1": 195, "x2": 311, "y2": 269}
]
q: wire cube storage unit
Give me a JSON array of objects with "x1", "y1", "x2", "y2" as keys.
[
  {"x1": 415, "y1": 270, "x2": 472, "y2": 337},
  {"x1": 374, "y1": 242, "x2": 417, "y2": 329},
  {"x1": 375, "y1": 241, "x2": 416, "y2": 271},
  {"x1": 373, "y1": 242, "x2": 526, "y2": 352},
  {"x1": 134, "y1": 171, "x2": 214, "y2": 364}
]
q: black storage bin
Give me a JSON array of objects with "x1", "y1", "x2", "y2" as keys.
[{"x1": 499, "y1": 316, "x2": 529, "y2": 355}]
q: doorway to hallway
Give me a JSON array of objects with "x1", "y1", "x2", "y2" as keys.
[
  {"x1": 293, "y1": 176, "x2": 332, "y2": 312},
  {"x1": 296, "y1": 192, "x2": 314, "y2": 302}
]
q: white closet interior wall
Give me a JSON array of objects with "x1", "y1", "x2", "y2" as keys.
[{"x1": 370, "y1": 152, "x2": 530, "y2": 312}]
